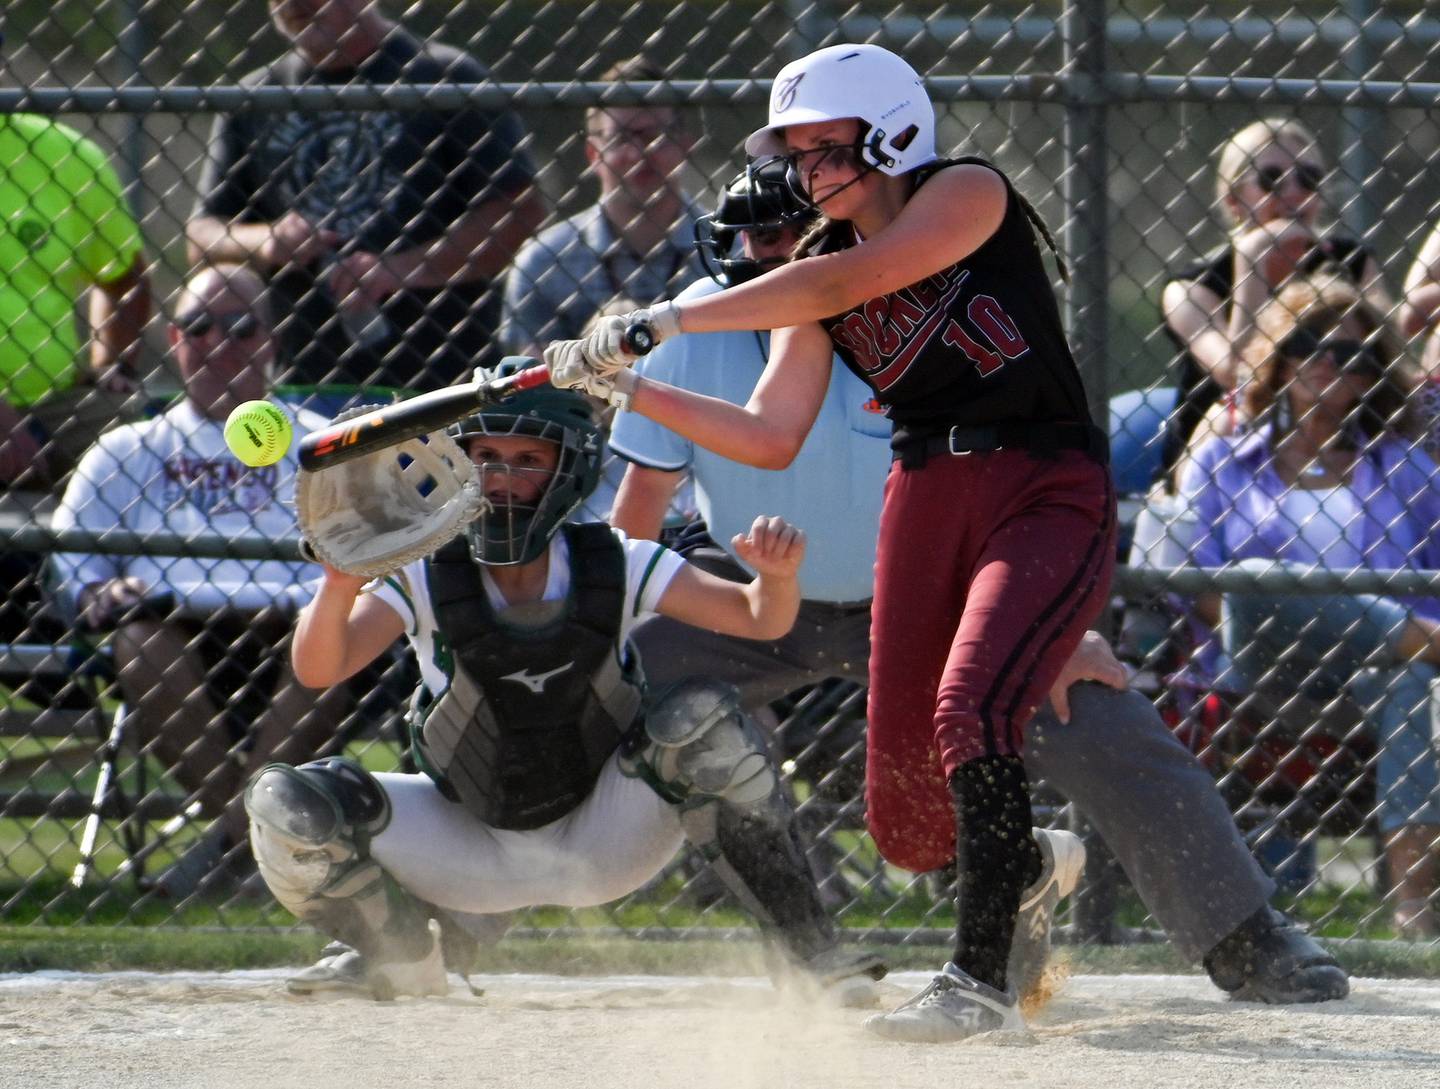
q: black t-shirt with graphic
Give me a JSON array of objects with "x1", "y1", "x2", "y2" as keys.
[
  {"x1": 194, "y1": 28, "x2": 535, "y2": 389},
  {"x1": 809, "y1": 158, "x2": 1093, "y2": 450}
]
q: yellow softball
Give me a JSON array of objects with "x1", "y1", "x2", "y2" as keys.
[{"x1": 224, "y1": 400, "x2": 293, "y2": 468}]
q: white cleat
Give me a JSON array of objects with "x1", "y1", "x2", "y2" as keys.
[
  {"x1": 864, "y1": 963, "x2": 1026, "y2": 1043},
  {"x1": 288, "y1": 920, "x2": 449, "y2": 1001},
  {"x1": 287, "y1": 943, "x2": 369, "y2": 997},
  {"x1": 1008, "y1": 827, "x2": 1086, "y2": 999}
]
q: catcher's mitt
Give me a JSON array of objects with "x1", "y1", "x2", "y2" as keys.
[{"x1": 295, "y1": 405, "x2": 485, "y2": 578}]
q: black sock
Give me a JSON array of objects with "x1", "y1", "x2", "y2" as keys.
[{"x1": 949, "y1": 755, "x2": 1042, "y2": 992}]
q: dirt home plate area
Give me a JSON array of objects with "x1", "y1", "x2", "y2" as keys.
[{"x1": 2, "y1": 970, "x2": 1438, "y2": 1089}]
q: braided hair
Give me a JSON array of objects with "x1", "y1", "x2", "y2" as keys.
[{"x1": 792, "y1": 159, "x2": 1068, "y2": 283}]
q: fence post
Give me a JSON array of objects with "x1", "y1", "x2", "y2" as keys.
[
  {"x1": 1061, "y1": 0, "x2": 1122, "y2": 945},
  {"x1": 1338, "y1": 0, "x2": 1381, "y2": 248},
  {"x1": 118, "y1": 0, "x2": 148, "y2": 218},
  {"x1": 1061, "y1": 0, "x2": 1111, "y2": 430}
]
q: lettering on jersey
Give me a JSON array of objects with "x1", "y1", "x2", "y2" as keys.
[
  {"x1": 834, "y1": 312, "x2": 881, "y2": 370},
  {"x1": 968, "y1": 295, "x2": 1031, "y2": 359},
  {"x1": 941, "y1": 295, "x2": 1031, "y2": 377},
  {"x1": 162, "y1": 455, "x2": 280, "y2": 516},
  {"x1": 879, "y1": 291, "x2": 925, "y2": 339},
  {"x1": 862, "y1": 270, "x2": 971, "y2": 391},
  {"x1": 941, "y1": 320, "x2": 1003, "y2": 376},
  {"x1": 863, "y1": 297, "x2": 902, "y2": 356},
  {"x1": 834, "y1": 272, "x2": 1034, "y2": 389}
]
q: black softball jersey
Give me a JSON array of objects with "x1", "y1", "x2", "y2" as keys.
[{"x1": 808, "y1": 157, "x2": 1094, "y2": 452}]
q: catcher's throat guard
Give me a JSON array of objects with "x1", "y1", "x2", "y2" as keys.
[{"x1": 296, "y1": 405, "x2": 485, "y2": 578}]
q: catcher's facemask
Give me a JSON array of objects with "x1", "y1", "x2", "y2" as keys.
[
  {"x1": 694, "y1": 159, "x2": 816, "y2": 287},
  {"x1": 451, "y1": 377, "x2": 603, "y2": 566}
]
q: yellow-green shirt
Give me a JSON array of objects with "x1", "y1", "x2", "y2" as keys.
[{"x1": 0, "y1": 114, "x2": 143, "y2": 406}]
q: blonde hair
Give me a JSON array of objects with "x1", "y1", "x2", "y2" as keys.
[{"x1": 1214, "y1": 118, "x2": 1325, "y2": 228}]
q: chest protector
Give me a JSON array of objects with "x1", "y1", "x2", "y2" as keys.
[{"x1": 415, "y1": 523, "x2": 643, "y2": 830}]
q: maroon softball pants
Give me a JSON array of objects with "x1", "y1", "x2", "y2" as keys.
[{"x1": 865, "y1": 447, "x2": 1115, "y2": 873}]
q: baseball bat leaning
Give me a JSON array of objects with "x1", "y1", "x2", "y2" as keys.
[{"x1": 297, "y1": 322, "x2": 654, "y2": 471}]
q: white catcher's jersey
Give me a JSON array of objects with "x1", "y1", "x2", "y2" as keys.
[
  {"x1": 368, "y1": 525, "x2": 685, "y2": 698},
  {"x1": 361, "y1": 528, "x2": 688, "y2": 913}
]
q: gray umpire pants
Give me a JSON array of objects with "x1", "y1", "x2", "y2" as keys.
[{"x1": 631, "y1": 599, "x2": 1274, "y2": 962}]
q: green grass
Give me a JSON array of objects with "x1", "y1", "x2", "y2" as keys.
[{"x1": 2, "y1": 710, "x2": 1437, "y2": 979}]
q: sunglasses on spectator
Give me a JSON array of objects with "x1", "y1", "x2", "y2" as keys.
[
  {"x1": 176, "y1": 310, "x2": 262, "y2": 341},
  {"x1": 1278, "y1": 329, "x2": 1379, "y2": 372},
  {"x1": 1253, "y1": 163, "x2": 1324, "y2": 194}
]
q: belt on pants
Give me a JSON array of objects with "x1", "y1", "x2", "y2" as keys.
[{"x1": 893, "y1": 421, "x2": 1109, "y2": 469}]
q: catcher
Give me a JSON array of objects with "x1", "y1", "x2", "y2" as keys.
[{"x1": 247, "y1": 362, "x2": 887, "y2": 1000}]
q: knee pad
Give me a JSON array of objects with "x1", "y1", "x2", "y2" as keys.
[
  {"x1": 244, "y1": 757, "x2": 391, "y2": 902},
  {"x1": 246, "y1": 758, "x2": 434, "y2": 964},
  {"x1": 633, "y1": 678, "x2": 777, "y2": 808}
]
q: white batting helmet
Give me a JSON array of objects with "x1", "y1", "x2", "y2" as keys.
[{"x1": 744, "y1": 44, "x2": 937, "y2": 176}]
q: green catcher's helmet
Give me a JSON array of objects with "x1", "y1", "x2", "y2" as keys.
[{"x1": 450, "y1": 358, "x2": 604, "y2": 565}]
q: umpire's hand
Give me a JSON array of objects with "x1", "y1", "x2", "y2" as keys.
[{"x1": 1048, "y1": 630, "x2": 1129, "y2": 723}]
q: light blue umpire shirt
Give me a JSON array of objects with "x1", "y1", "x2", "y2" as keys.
[{"x1": 607, "y1": 278, "x2": 893, "y2": 604}]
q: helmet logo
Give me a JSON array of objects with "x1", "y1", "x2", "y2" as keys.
[{"x1": 774, "y1": 73, "x2": 805, "y2": 112}]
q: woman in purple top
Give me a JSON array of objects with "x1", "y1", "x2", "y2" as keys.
[{"x1": 1179, "y1": 277, "x2": 1440, "y2": 938}]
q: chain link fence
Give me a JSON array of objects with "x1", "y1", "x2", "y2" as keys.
[{"x1": 1, "y1": 0, "x2": 1440, "y2": 957}]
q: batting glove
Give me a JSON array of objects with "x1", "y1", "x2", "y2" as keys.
[
  {"x1": 543, "y1": 340, "x2": 641, "y2": 409},
  {"x1": 587, "y1": 302, "x2": 683, "y2": 367}
]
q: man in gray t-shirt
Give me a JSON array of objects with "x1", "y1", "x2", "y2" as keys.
[{"x1": 188, "y1": 0, "x2": 542, "y2": 391}]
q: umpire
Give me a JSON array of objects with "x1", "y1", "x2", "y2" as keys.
[{"x1": 608, "y1": 161, "x2": 1347, "y2": 1005}]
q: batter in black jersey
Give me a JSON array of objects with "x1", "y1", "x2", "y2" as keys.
[
  {"x1": 545, "y1": 42, "x2": 1116, "y2": 1042},
  {"x1": 809, "y1": 156, "x2": 1094, "y2": 447}
]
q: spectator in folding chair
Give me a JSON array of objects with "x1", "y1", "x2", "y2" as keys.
[
  {"x1": 49, "y1": 265, "x2": 349, "y2": 899},
  {"x1": 1160, "y1": 118, "x2": 1391, "y2": 489},
  {"x1": 0, "y1": 107, "x2": 149, "y2": 490},
  {"x1": 1179, "y1": 276, "x2": 1440, "y2": 939},
  {"x1": 186, "y1": 0, "x2": 543, "y2": 393},
  {"x1": 498, "y1": 55, "x2": 707, "y2": 357}
]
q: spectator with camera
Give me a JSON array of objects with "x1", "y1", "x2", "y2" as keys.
[
  {"x1": 1179, "y1": 276, "x2": 1440, "y2": 938},
  {"x1": 1160, "y1": 118, "x2": 1390, "y2": 487},
  {"x1": 50, "y1": 265, "x2": 348, "y2": 899}
]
